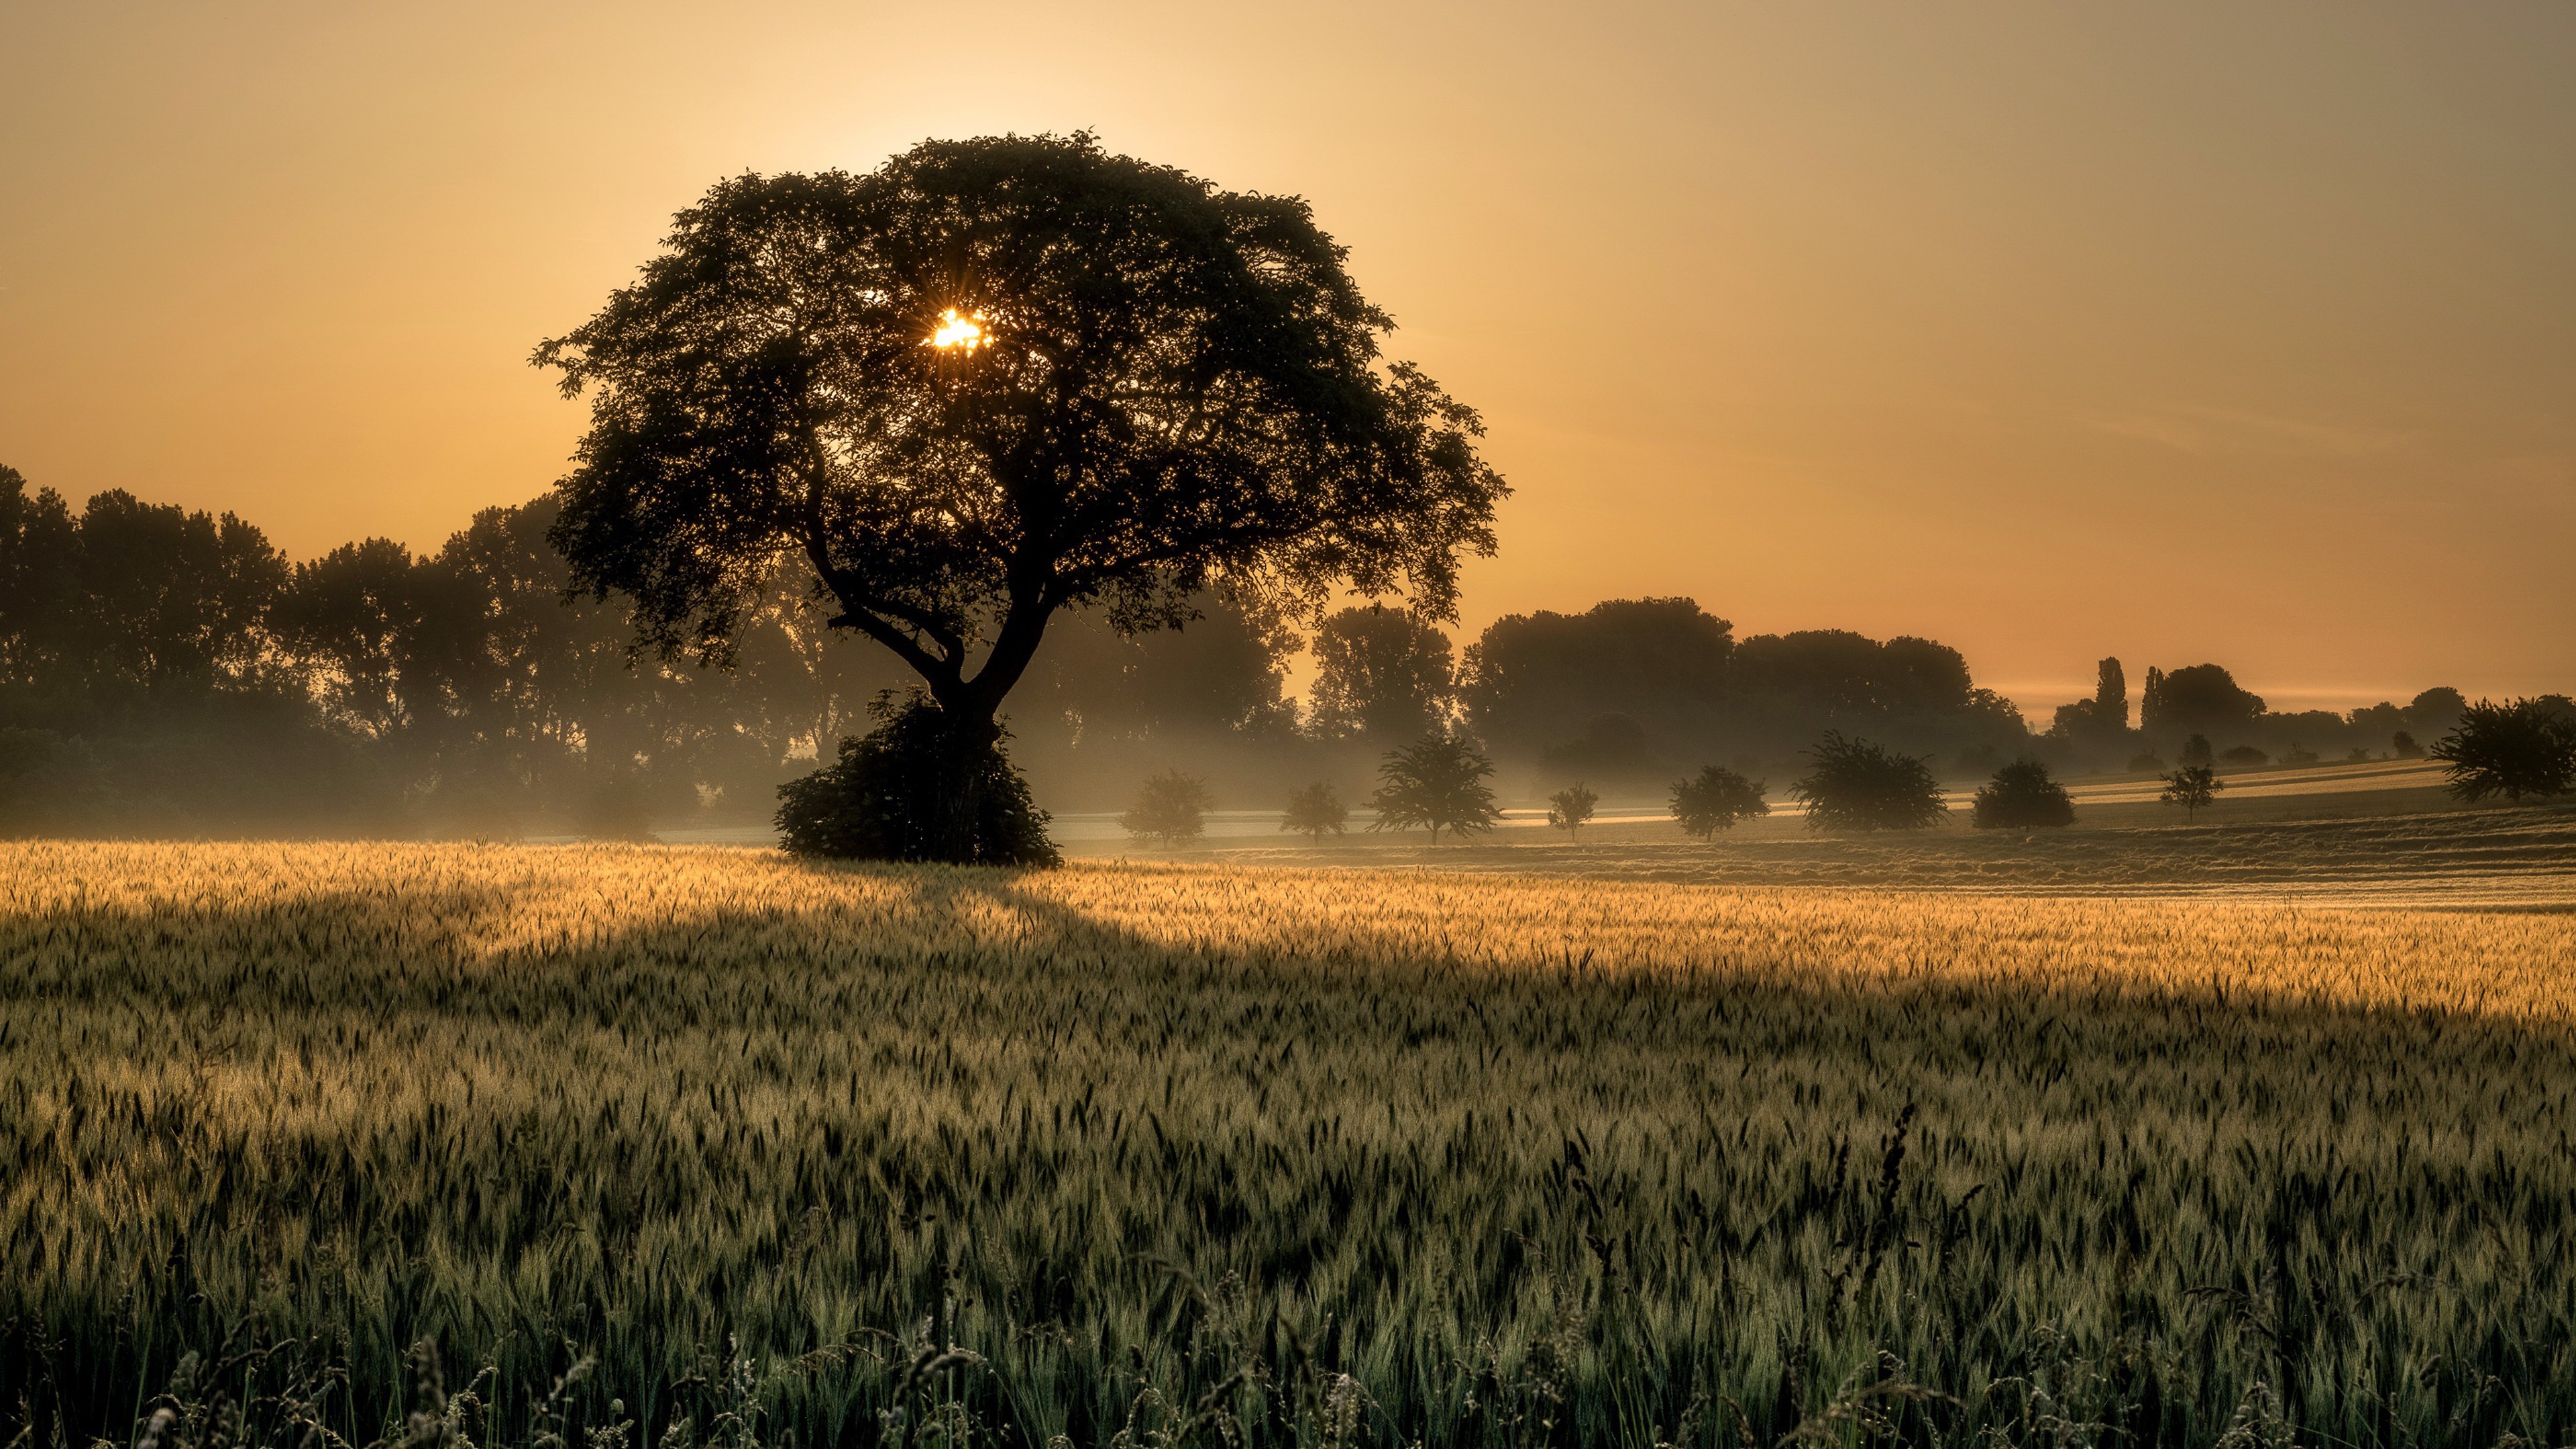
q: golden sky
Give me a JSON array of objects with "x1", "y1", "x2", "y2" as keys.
[{"x1": 3, "y1": 1, "x2": 2569, "y2": 714}]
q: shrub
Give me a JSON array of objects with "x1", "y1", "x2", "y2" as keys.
[
  {"x1": 2392, "y1": 730, "x2": 2423, "y2": 759},
  {"x1": 775, "y1": 692, "x2": 1057, "y2": 864},
  {"x1": 2431, "y1": 698, "x2": 2576, "y2": 803},
  {"x1": 1972, "y1": 759, "x2": 2076, "y2": 829},
  {"x1": 2127, "y1": 752, "x2": 2166, "y2": 773},
  {"x1": 2220, "y1": 745, "x2": 2269, "y2": 767},
  {"x1": 1121, "y1": 771, "x2": 1216, "y2": 849},
  {"x1": 1788, "y1": 733, "x2": 1945, "y2": 833},
  {"x1": 1279, "y1": 782, "x2": 1348, "y2": 843},
  {"x1": 1669, "y1": 765, "x2": 1768, "y2": 840},
  {"x1": 1546, "y1": 784, "x2": 1599, "y2": 839},
  {"x1": 2179, "y1": 734, "x2": 2214, "y2": 767},
  {"x1": 1369, "y1": 733, "x2": 1500, "y2": 845}
]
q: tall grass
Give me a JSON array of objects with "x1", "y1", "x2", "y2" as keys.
[{"x1": 5, "y1": 842, "x2": 2575, "y2": 1446}]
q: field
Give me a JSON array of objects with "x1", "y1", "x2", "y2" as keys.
[{"x1": 8, "y1": 833, "x2": 2576, "y2": 1448}]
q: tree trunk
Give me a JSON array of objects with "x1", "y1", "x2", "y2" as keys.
[{"x1": 924, "y1": 702, "x2": 1004, "y2": 864}]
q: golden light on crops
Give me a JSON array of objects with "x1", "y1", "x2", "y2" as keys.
[{"x1": 927, "y1": 307, "x2": 988, "y2": 352}]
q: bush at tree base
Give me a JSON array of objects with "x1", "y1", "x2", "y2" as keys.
[
  {"x1": 774, "y1": 692, "x2": 1057, "y2": 865},
  {"x1": 1972, "y1": 757, "x2": 2076, "y2": 829}
]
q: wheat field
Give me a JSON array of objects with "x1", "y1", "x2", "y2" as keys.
[{"x1": 7, "y1": 841, "x2": 2576, "y2": 1448}]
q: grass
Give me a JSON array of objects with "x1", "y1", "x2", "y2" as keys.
[{"x1": 6, "y1": 839, "x2": 2576, "y2": 1447}]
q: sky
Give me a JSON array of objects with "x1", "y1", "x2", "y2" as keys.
[{"x1": 2, "y1": 1, "x2": 2569, "y2": 716}]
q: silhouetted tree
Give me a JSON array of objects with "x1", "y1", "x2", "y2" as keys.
[
  {"x1": 1279, "y1": 782, "x2": 1347, "y2": 843},
  {"x1": 2430, "y1": 698, "x2": 2576, "y2": 803},
  {"x1": 2408, "y1": 687, "x2": 2468, "y2": 736},
  {"x1": 1462, "y1": 598, "x2": 1732, "y2": 753},
  {"x1": 1670, "y1": 765, "x2": 1768, "y2": 839},
  {"x1": 1546, "y1": 784, "x2": 1597, "y2": 840},
  {"x1": 1369, "y1": 733, "x2": 1499, "y2": 845},
  {"x1": 2050, "y1": 657, "x2": 2130, "y2": 739},
  {"x1": 1788, "y1": 733, "x2": 1945, "y2": 833},
  {"x1": 539, "y1": 135, "x2": 1505, "y2": 861},
  {"x1": 2159, "y1": 764, "x2": 2222, "y2": 821},
  {"x1": 274, "y1": 537, "x2": 421, "y2": 739},
  {"x1": 2392, "y1": 730, "x2": 2422, "y2": 759},
  {"x1": 2141, "y1": 663, "x2": 2264, "y2": 737},
  {"x1": 2178, "y1": 733, "x2": 2215, "y2": 767},
  {"x1": 1121, "y1": 770, "x2": 1216, "y2": 849},
  {"x1": 1971, "y1": 758, "x2": 2076, "y2": 829},
  {"x1": 1306, "y1": 606, "x2": 1455, "y2": 742},
  {"x1": 776, "y1": 692, "x2": 1056, "y2": 863}
]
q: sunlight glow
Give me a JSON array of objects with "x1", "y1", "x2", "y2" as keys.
[{"x1": 927, "y1": 308, "x2": 988, "y2": 352}]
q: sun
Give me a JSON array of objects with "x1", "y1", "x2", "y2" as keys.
[{"x1": 927, "y1": 308, "x2": 988, "y2": 352}]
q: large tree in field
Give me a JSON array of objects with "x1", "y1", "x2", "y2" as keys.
[{"x1": 537, "y1": 134, "x2": 1506, "y2": 860}]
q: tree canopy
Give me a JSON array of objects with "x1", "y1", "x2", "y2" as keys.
[
  {"x1": 537, "y1": 134, "x2": 1505, "y2": 741},
  {"x1": 2431, "y1": 697, "x2": 2576, "y2": 803},
  {"x1": 1368, "y1": 733, "x2": 1499, "y2": 845},
  {"x1": 1305, "y1": 606, "x2": 1457, "y2": 743},
  {"x1": 1787, "y1": 733, "x2": 1945, "y2": 833},
  {"x1": 1971, "y1": 758, "x2": 2076, "y2": 829},
  {"x1": 1670, "y1": 765, "x2": 1768, "y2": 839}
]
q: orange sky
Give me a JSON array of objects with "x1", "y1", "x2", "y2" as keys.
[{"x1": 2, "y1": 1, "x2": 2569, "y2": 716}]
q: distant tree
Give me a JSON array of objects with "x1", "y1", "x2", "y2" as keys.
[
  {"x1": 1462, "y1": 597, "x2": 1733, "y2": 753},
  {"x1": 2430, "y1": 698, "x2": 2576, "y2": 803},
  {"x1": 540, "y1": 135, "x2": 1505, "y2": 863},
  {"x1": 1546, "y1": 783, "x2": 1598, "y2": 840},
  {"x1": 1306, "y1": 607, "x2": 1456, "y2": 742},
  {"x1": 2220, "y1": 745, "x2": 2268, "y2": 767},
  {"x1": 2178, "y1": 734, "x2": 2214, "y2": 767},
  {"x1": 1120, "y1": 771, "x2": 1217, "y2": 849},
  {"x1": 1670, "y1": 765, "x2": 1768, "y2": 839},
  {"x1": 2127, "y1": 752, "x2": 2165, "y2": 773},
  {"x1": 2159, "y1": 765, "x2": 2223, "y2": 821},
  {"x1": 2392, "y1": 730, "x2": 2422, "y2": 759},
  {"x1": 1279, "y1": 781, "x2": 1348, "y2": 843},
  {"x1": 576, "y1": 768, "x2": 659, "y2": 843},
  {"x1": 777, "y1": 692, "x2": 1057, "y2": 864},
  {"x1": 2282, "y1": 743, "x2": 2319, "y2": 767},
  {"x1": 1540, "y1": 712, "x2": 1653, "y2": 784},
  {"x1": 1972, "y1": 758, "x2": 2076, "y2": 829},
  {"x1": 1787, "y1": 733, "x2": 1945, "y2": 833},
  {"x1": 274, "y1": 537, "x2": 423, "y2": 738},
  {"x1": 2142, "y1": 663, "x2": 2264, "y2": 736},
  {"x1": 2407, "y1": 687, "x2": 2468, "y2": 736},
  {"x1": 1369, "y1": 733, "x2": 1500, "y2": 845},
  {"x1": 2092, "y1": 657, "x2": 2129, "y2": 731}
]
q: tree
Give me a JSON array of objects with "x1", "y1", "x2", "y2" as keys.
[
  {"x1": 1121, "y1": 770, "x2": 1216, "y2": 849},
  {"x1": 1546, "y1": 783, "x2": 1597, "y2": 840},
  {"x1": 1787, "y1": 732, "x2": 1945, "y2": 833},
  {"x1": 776, "y1": 692, "x2": 1057, "y2": 864},
  {"x1": 1670, "y1": 765, "x2": 1768, "y2": 839},
  {"x1": 2178, "y1": 733, "x2": 2215, "y2": 767},
  {"x1": 539, "y1": 135, "x2": 1505, "y2": 861},
  {"x1": 2430, "y1": 698, "x2": 2576, "y2": 803},
  {"x1": 1369, "y1": 733, "x2": 1499, "y2": 844},
  {"x1": 1462, "y1": 598, "x2": 1732, "y2": 754},
  {"x1": 274, "y1": 537, "x2": 422, "y2": 739},
  {"x1": 1279, "y1": 782, "x2": 1348, "y2": 843},
  {"x1": 1971, "y1": 758, "x2": 2076, "y2": 829},
  {"x1": 2141, "y1": 663, "x2": 2263, "y2": 737},
  {"x1": 1305, "y1": 606, "x2": 1455, "y2": 742},
  {"x1": 2159, "y1": 765, "x2": 2222, "y2": 821},
  {"x1": 2392, "y1": 730, "x2": 2422, "y2": 759}
]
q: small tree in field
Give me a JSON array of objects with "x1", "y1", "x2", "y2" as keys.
[
  {"x1": 2159, "y1": 764, "x2": 2222, "y2": 822},
  {"x1": 1120, "y1": 771, "x2": 1215, "y2": 849},
  {"x1": 1370, "y1": 733, "x2": 1500, "y2": 845},
  {"x1": 1280, "y1": 782, "x2": 1348, "y2": 843},
  {"x1": 2432, "y1": 698, "x2": 2576, "y2": 802},
  {"x1": 1546, "y1": 784, "x2": 1598, "y2": 840},
  {"x1": 1788, "y1": 733, "x2": 1945, "y2": 833},
  {"x1": 1971, "y1": 759, "x2": 2076, "y2": 830},
  {"x1": 1670, "y1": 766, "x2": 1768, "y2": 840}
]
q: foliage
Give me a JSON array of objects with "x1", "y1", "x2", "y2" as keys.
[
  {"x1": 2179, "y1": 733, "x2": 2215, "y2": 767},
  {"x1": 2142, "y1": 663, "x2": 2265, "y2": 735},
  {"x1": 1368, "y1": 733, "x2": 1499, "y2": 844},
  {"x1": 1462, "y1": 597, "x2": 1732, "y2": 752},
  {"x1": 2160, "y1": 763, "x2": 2224, "y2": 820},
  {"x1": 1279, "y1": 782, "x2": 1348, "y2": 842},
  {"x1": 2220, "y1": 745, "x2": 2269, "y2": 767},
  {"x1": 1970, "y1": 757, "x2": 2076, "y2": 829},
  {"x1": 10, "y1": 843, "x2": 2576, "y2": 1448},
  {"x1": 1787, "y1": 733, "x2": 1945, "y2": 833},
  {"x1": 2128, "y1": 751, "x2": 2165, "y2": 773},
  {"x1": 575, "y1": 769, "x2": 659, "y2": 843},
  {"x1": 2432, "y1": 696, "x2": 2576, "y2": 802},
  {"x1": 1304, "y1": 607, "x2": 1456, "y2": 742},
  {"x1": 1119, "y1": 770, "x2": 1216, "y2": 849},
  {"x1": 2393, "y1": 730, "x2": 2422, "y2": 759},
  {"x1": 537, "y1": 136, "x2": 1505, "y2": 859},
  {"x1": 775, "y1": 692, "x2": 1057, "y2": 865},
  {"x1": 1669, "y1": 765, "x2": 1768, "y2": 839},
  {"x1": 1545, "y1": 783, "x2": 1597, "y2": 839}
]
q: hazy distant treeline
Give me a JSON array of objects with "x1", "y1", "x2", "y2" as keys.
[{"x1": 0, "y1": 466, "x2": 2476, "y2": 836}]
